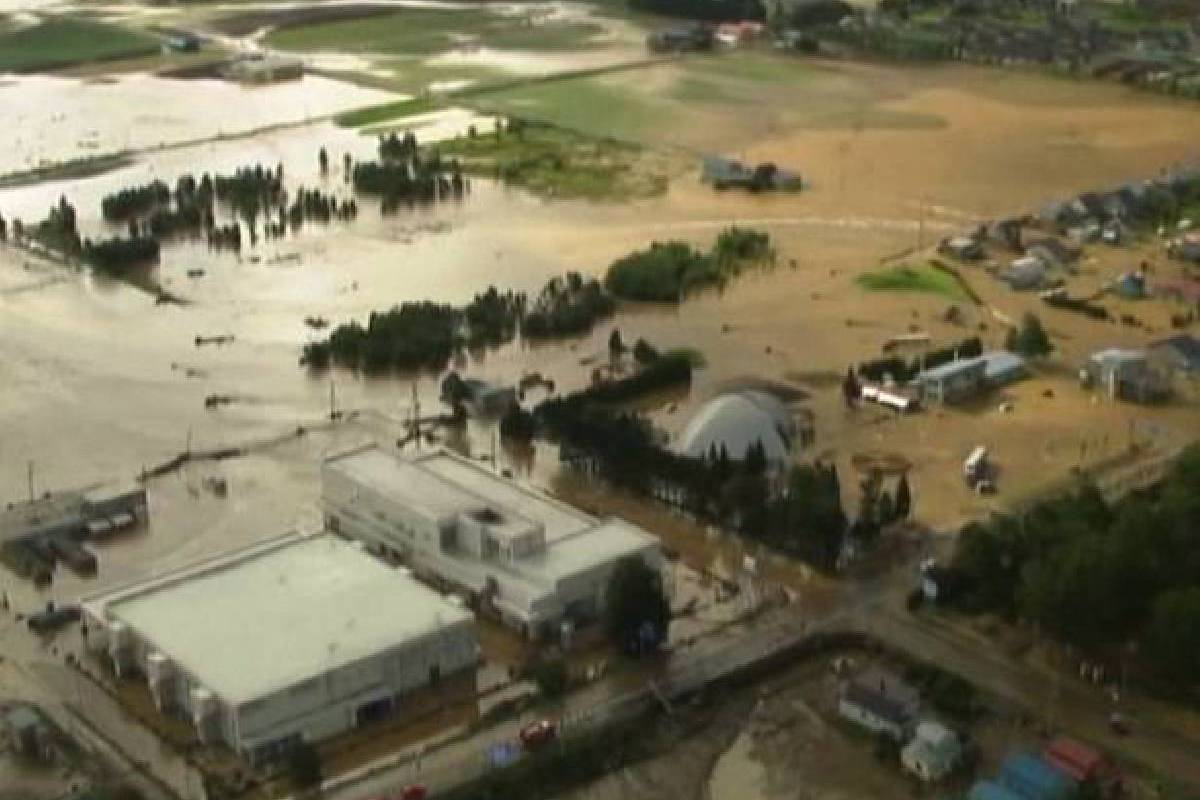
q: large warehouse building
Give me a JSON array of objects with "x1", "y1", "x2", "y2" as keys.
[
  {"x1": 81, "y1": 531, "x2": 476, "y2": 764},
  {"x1": 322, "y1": 445, "x2": 663, "y2": 639}
]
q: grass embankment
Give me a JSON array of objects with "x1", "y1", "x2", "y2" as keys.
[
  {"x1": 0, "y1": 17, "x2": 159, "y2": 73},
  {"x1": 0, "y1": 153, "x2": 134, "y2": 189},
  {"x1": 856, "y1": 262, "x2": 967, "y2": 300},
  {"x1": 438, "y1": 121, "x2": 665, "y2": 201},
  {"x1": 335, "y1": 97, "x2": 443, "y2": 128},
  {"x1": 266, "y1": 8, "x2": 604, "y2": 57}
]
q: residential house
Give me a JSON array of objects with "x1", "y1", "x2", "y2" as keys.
[
  {"x1": 912, "y1": 358, "x2": 987, "y2": 404},
  {"x1": 647, "y1": 25, "x2": 713, "y2": 53},
  {"x1": 912, "y1": 351, "x2": 1027, "y2": 405},
  {"x1": 1154, "y1": 278, "x2": 1200, "y2": 308},
  {"x1": 1001, "y1": 256, "x2": 1047, "y2": 290},
  {"x1": 2, "y1": 705, "x2": 50, "y2": 761},
  {"x1": 901, "y1": 721, "x2": 962, "y2": 782},
  {"x1": 701, "y1": 156, "x2": 802, "y2": 191},
  {"x1": 838, "y1": 668, "x2": 919, "y2": 740},
  {"x1": 939, "y1": 236, "x2": 984, "y2": 261},
  {"x1": 1149, "y1": 334, "x2": 1200, "y2": 376},
  {"x1": 1081, "y1": 348, "x2": 1170, "y2": 403}
]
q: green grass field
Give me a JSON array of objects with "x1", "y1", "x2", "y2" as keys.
[
  {"x1": 0, "y1": 17, "x2": 159, "y2": 73},
  {"x1": 856, "y1": 263, "x2": 967, "y2": 300},
  {"x1": 267, "y1": 9, "x2": 603, "y2": 57},
  {"x1": 335, "y1": 96, "x2": 443, "y2": 128}
]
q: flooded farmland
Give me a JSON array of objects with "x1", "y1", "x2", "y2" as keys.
[{"x1": 3, "y1": 51, "x2": 1200, "y2": 599}]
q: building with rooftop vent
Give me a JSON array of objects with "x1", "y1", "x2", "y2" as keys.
[
  {"x1": 81, "y1": 531, "x2": 476, "y2": 765},
  {"x1": 321, "y1": 445, "x2": 662, "y2": 639}
]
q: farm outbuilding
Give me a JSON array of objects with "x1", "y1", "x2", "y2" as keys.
[
  {"x1": 81, "y1": 531, "x2": 477, "y2": 765},
  {"x1": 676, "y1": 390, "x2": 796, "y2": 467}
]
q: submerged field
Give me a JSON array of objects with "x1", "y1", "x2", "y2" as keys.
[{"x1": 0, "y1": 16, "x2": 158, "y2": 73}]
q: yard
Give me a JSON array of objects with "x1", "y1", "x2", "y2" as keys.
[
  {"x1": 437, "y1": 121, "x2": 669, "y2": 200},
  {"x1": 0, "y1": 16, "x2": 159, "y2": 73}
]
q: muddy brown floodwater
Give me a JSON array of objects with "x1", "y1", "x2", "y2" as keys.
[{"x1": 2, "y1": 58, "x2": 1200, "y2": 608}]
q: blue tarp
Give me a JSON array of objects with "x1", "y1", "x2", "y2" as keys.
[
  {"x1": 969, "y1": 779, "x2": 1027, "y2": 800},
  {"x1": 1000, "y1": 753, "x2": 1073, "y2": 800}
]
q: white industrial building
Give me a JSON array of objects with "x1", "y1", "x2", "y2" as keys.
[
  {"x1": 81, "y1": 531, "x2": 476, "y2": 764},
  {"x1": 321, "y1": 445, "x2": 663, "y2": 639}
]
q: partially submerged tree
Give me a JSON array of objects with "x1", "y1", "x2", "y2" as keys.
[{"x1": 1005, "y1": 312, "x2": 1053, "y2": 358}]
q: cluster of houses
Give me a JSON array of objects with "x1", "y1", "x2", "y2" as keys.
[
  {"x1": 838, "y1": 665, "x2": 1122, "y2": 796},
  {"x1": 837, "y1": 667, "x2": 964, "y2": 783},
  {"x1": 969, "y1": 738, "x2": 1122, "y2": 800}
]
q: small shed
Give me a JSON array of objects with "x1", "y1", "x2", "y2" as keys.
[
  {"x1": 901, "y1": 720, "x2": 962, "y2": 782},
  {"x1": 1112, "y1": 272, "x2": 1146, "y2": 299}
]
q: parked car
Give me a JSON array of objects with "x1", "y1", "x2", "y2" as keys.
[{"x1": 519, "y1": 719, "x2": 557, "y2": 749}]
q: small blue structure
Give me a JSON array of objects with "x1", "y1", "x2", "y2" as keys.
[
  {"x1": 1113, "y1": 272, "x2": 1147, "y2": 299},
  {"x1": 970, "y1": 780, "x2": 1028, "y2": 800},
  {"x1": 999, "y1": 753, "x2": 1072, "y2": 800}
]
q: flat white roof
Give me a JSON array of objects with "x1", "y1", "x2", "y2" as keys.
[
  {"x1": 324, "y1": 447, "x2": 660, "y2": 606},
  {"x1": 85, "y1": 532, "x2": 472, "y2": 706},
  {"x1": 325, "y1": 446, "x2": 594, "y2": 543}
]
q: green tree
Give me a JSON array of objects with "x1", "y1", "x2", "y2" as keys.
[
  {"x1": 608, "y1": 328, "x2": 625, "y2": 356},
  {"x1": 286, "y1": 742, "x2": 322, "y2": 790},
  {"x1": 1144, "y1": 587, "x2": 1200, "y2": 684},
  {"x1": 1006, "y1": 312, "x2": 1053, "y2": 358},
  {"x1": 895, "y1": 473, "x2": 912, "y2": 520},
  {"x1": 605, "y1": 557, "x2": 670, "y2": 656},
  {"x1": 318, "y1": 147, "x2": 329, "y2": 175},
  {"x1": 531, "y1": 655, "x2": 569, "y2": 698}
]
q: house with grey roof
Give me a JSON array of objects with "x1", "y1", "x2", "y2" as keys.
[
  {"x1": 1081, "y1": 348, "x2": 1170, "y2": 403},
  {"x1": 1149, "y1": 334, "x2": 1200, "y2": 376},
  {"x1": 838, "y1": 668, "x2": 919, "y2": 740}
]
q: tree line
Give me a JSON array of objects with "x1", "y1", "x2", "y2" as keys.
[
  {"x1": 944, "y1": 445, "x2": 1200, "y2": 689},
  {"x1": 604, "y1": 226, "x2": 775, "y2": 303},
  {"x1": 531, "y1": 357, "x2": 872, "y2": 571}
]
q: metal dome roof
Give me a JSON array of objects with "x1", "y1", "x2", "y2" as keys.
[{"x1": 676, "y1": 390, "x2": 795, "y2": 463}]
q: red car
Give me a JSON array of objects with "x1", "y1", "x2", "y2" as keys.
[
  {"x1": 379, "y1": 785, "x2": 426, "y2": 800},
  {"x1": 519, "y1": 719, "x2": 557, "y2": 749}
]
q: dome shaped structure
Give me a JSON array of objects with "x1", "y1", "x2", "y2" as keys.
[{"x1": 677, "y1": 391, "x2": 795, "y2": 464}]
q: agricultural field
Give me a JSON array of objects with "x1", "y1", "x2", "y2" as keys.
[
  {"x1": 0, "y1": 16, "x2": 159, "y2": 73},
  {"x1": 264, "y1": 8, "x2": 607, "y2": 58}
]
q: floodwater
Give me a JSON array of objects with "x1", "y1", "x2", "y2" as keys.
[
  {"x1": 4, "y1": 58, "x2": 1200, "y2": 606},
  {"x1": 0, "y1": 74, "x2": 397, "y2": 174},
  {"x1": 708, "y1": 728, "x2": 768, "y2": 800}
]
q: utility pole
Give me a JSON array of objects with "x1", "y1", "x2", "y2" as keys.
[
  {"x1": 27, "y1": 460, "x2": 34, "y2": 502},
  {"x1": 329, "y1": 380, "x2": 336, "y2": 421}
]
